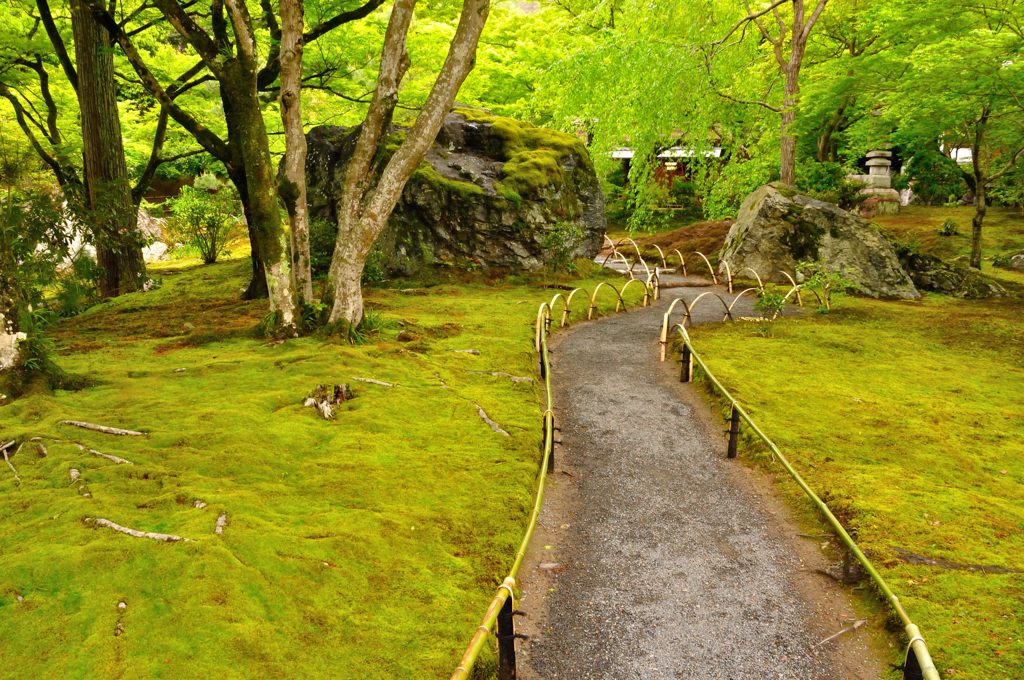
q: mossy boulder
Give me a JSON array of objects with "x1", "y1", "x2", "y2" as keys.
[
  {"x1": 898, "y1": 252, "x2": 1006, "y2": 299},
  {"x1": 304, "y1": 108, "x2": 605, "y2": 275},
  {"x1": 719, "y1": 183, "x2": 920, "y2": 299}
]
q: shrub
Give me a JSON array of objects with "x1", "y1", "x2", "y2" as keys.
[
  {"x1": 753, "y1": 289, "x2": 787, "y2": 336},
  {"x1": 167, "y1": 174, "x2": 239, "y2": 263},
  {"x1": 902, "y1": 149, "x2": 967, "y2": 206},
  {"x1": 541, "y1": 221, "x2": 586, "y2": 273},
  {"x1": 796, "y1": 261, "x2": 855, "y2": 313},
  {"x1": 939, "y1": 218, "x2": 959, "y2": 237}
]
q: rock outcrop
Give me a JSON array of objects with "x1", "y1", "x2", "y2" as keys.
[
  {"x1": 1009, "y1": 252, "x2": 1024, "y2": 271},
  {"x1": 719, "y1": 183, "x2": 919, "y2": 299},
  {"x1": 304, "y1": 108, "x2": 606, "y2": 275},
  {"x1": 899, "y1": 252, "x2": 1006, "y2": 299}
]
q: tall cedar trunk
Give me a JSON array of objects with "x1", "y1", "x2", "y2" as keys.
[
  {"x1": 222, "y1": 66, "x2": 296, "y2": 329},
  {"x1": 324, "y1": 0, "x2": 490, "y2": 326},
  {"x1": 70, "y1": 0, "x2": 146, "y2": 297},
  {"x1": 279, "y1": 0, "x2": 313, "y2": 303}
]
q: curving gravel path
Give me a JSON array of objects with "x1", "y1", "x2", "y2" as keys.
[{"x1": 516, "y1": 276, "x2": 880, "y2": 679}]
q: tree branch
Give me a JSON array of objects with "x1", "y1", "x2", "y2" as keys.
[{"x1": 35, "y1": 0, "x2": 78, "y2": 91}]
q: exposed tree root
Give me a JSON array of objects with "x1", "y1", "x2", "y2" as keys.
[
  {"x1": 3, "y1": 442, "x2": 22, "y2": 486},
  {"x1": 60, "y1": 420, "x2": 145, "y2": 436},
  {"x1": 72, "y1": 442, "x2": 133, "y2": 465},
  {"x1": 351, "y1": 376, "x2": 398, "y2": 387},
  {"x1": 304, "y1": 384, "x2": 354, "y2": 420},
  {"x1": 815, "y1": 619, "x2": 867, "y2": 647},
  {"x1": 215, "y1": 513, "x2": 228, "y2": 534},
  {"x1": 469, "y1": 370, "x2": 534, "y2": 384},
  {"x1": 451, "y1": 349, "x2": 481, "y2": 355},
  {"x1": 475, "y1": 405, "x2": 510, "y2": 436},
  {"x1": 68, "y1": 468, "x2": 92, "y2": 497},
  {"x1": 895, "y1": 548, "x2": 1023, "y2": 574},
  {"x1": 86, "y1": 517, "x2": 190, "y2": 542},
  {"x1": 30, "y1": 437, "x2": 48, "y2": 457}
]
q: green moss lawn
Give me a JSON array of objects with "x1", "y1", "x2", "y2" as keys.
[
  {"x1": 0, "y1": 256, "x2": 639, "y2": 678},
  {"x1": 874, "y1": 205, "x2": 1024, "y2": 287},
  {"x1": 688, "y1": 293, "x2": 1023, "y2": 679}
]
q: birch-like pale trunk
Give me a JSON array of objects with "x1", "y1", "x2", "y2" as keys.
[
  {"x1": 325, "y1": 0, "x2": 491, "y2": 325},
  {"x1": 279, "y1": 0, "x2": 313, "y2": 302}
]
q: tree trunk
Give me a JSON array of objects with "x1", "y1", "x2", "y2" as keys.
[
  {"x1": 222, "y1": 67, "x2": 297, "y2": 331},
  {"x1": 779, "y1": 65, "x2": 799, "y2": 185},
  {"x1": 227, "y1": 164, "x2": 269, "y2": 300},
  {"x1": 70, "y1": 0, "x2": 146, "y2": 298},
  {"x1": 969, "y1": 107, "x2": 989, "y2": 271},
  {"x1": 970, "y1": 181, "x2": 986, "y2": 270},
  {"x1": 279, "y1": 0, "x2": 313, "y2": 304},
  {"x1": 325, "y1": 0, "x2": 491, "y2": 326},
  {"x1": 221, "y1": 85, "x2": 269, "y2": 300}
]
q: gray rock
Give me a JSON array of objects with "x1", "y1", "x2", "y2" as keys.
[
  {"x1": 900, "y1": 252, "x2": 1005, "y2": 299},
  {"x1": 304, "y1": 108, "x2": 605, "y2": 275},
  {"x1": 1009, "y1": 252, "x2": 1024, "y2": 271},
  {"x1": 719, "y1": 183, "x2": 920, "y2": 299}
]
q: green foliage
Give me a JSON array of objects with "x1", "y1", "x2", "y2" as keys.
[
  {"x1": 308, "y1": 217, "x2": 336, "y2": 278},
  {"x1": 796, "y1": 261, "x2": 856, "y2": 313},
  {"x1": 540, "y1": 221, "x2": 586, "y2": 273},
  {"x1": 901, "y1": 150, "x2": 967, "y2": 206},
  {"x1": 797, "y1": 162, "x2": 866, "y2": 210},
  {"x1": 939, "y1": 218, "x2": 960, "y2": 237},
  {"x1": 753, "y1": 289, "x2": 786, "y2": 337},
  {"x1": 167, "y1": 176, "x2": 240, "y2": 264},
  {"x1": 991, "y1": 166, "x2": 1024, "y2": 214},
  {"x1": 703, "y1": 152, "x2": 777, "y2": 220},
  {"x1": 361, "y1": 248, "x2": 388, "y2": 285}
]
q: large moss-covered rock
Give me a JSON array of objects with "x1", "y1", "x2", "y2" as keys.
[
  {"x1": 899, "y1": 252, "x2": 1006, "y2": 299},
  {"x1": 719, "y1": 183, "x2": 920, "y2": 299},
  {"x1": 304, "y1": 108, "x2": 605, "y2": 275}
]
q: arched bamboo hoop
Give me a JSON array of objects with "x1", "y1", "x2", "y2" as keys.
[
  {"x1": 652, "y1": 244, "x2": 667, "y2": 269},
  {"x1": 549, "y1": 293, "x2": 571, "y2": 328},
  {"x1": 660, "y1": 297, "x2": 693, "y2": 360},
  {"x1": 626, "y1": 238, "x2": 652, "y2": 279},
  {"x1": 588, "y1": 281, "x2": 625, "y2": 319},
  {"x1": 780, "y1": 271, "x2": 803, "y2": 307},
  {"x1": 620, "y1": 278, "x2": 651, "y2": 308},
  {"x1": 739, "y1": 267, "x2": 766, "y2": 292},
  {"x1": 673, "y1": 249, "x2": 687, "y2": 276},
  {"x1": 728, "y1": 287, "x2": 761, "y2": 314},
  {"x1": 534, "y1": 302, "x2": 551, "y2": 353},
  {"x1": 693, "y1": 251, "x2": 718, "y2": 285},
  {"x1": 721, "y1": 260, "x2": 734, "y2": 293}
]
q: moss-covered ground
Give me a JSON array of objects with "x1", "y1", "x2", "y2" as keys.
[
  {"x1": 874, "y1": 205, "x2": 1024, "y2": 287},
  {"x1": 0, "y1": 255, "x2": 643, "y2": 679},
  {"x1": 687, "y1": 293, "x2": 1024, "y2": 679}
]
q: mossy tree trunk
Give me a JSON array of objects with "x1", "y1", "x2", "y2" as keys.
[
  {"x1": 279, "y1": 0, "x2": 313, "y2": 303},
  {"x1": 71, "y1": 0, "x2": 147, "y2": 298},
  {"x1": 324, "y1": 0, "x2": 491, "y2": 326}
]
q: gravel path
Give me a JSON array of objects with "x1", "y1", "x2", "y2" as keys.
[{"x1": 516, "y1": 278, "x2": 857, "y2": 679}]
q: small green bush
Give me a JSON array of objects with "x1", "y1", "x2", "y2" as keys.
[
  {"x1": 167, "y1": 174, "x2": 240, "y2": 264},
  {"x1": 753, "y1": 289, "x2": 787, "y2": 336},
  {"x1": 797, "y1": 261, "x2": 856, "y2": 313},
  {"x1": 541, "y1": 222, "x2": 586, "y2": 273},
  {"x1": 939, "y1": 218, "x2": 960, "y2": 236}
]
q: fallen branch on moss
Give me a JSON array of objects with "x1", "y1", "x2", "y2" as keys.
[
  {"x1": 469, "y1": 371, "x2": 534, "y2": 384},
  {"x1": 30, "y1": 437, "x2": 47, "y2": 457},
  {"x1": 72, "y1": 442, "x2": 133, "y2": 465},
  {"x1": 68, "y1": 468, "x2": 92, "y2": 497},
  {"x1": 3, "y1": 442, "x2": 22, "y2": 485},
  {"x1": 60, "y1": 420, "x2": 145, "y2": 436},
  {"x1": 475, "y1": 405, "x2": 510, "y2": 436},
  {"x1": 215, "y1": 513, "x2": 228, "y2": 535},
  {"x1": 86, "y1": 517, "x2": 190, "y2": 542},
  {"x1": 351, "y1": 377, "x2": 398, "y2": 387}
]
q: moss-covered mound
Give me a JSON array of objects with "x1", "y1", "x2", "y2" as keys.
[{"x1": 304, "y1": 108, "x2": 606, "y2": 276}]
